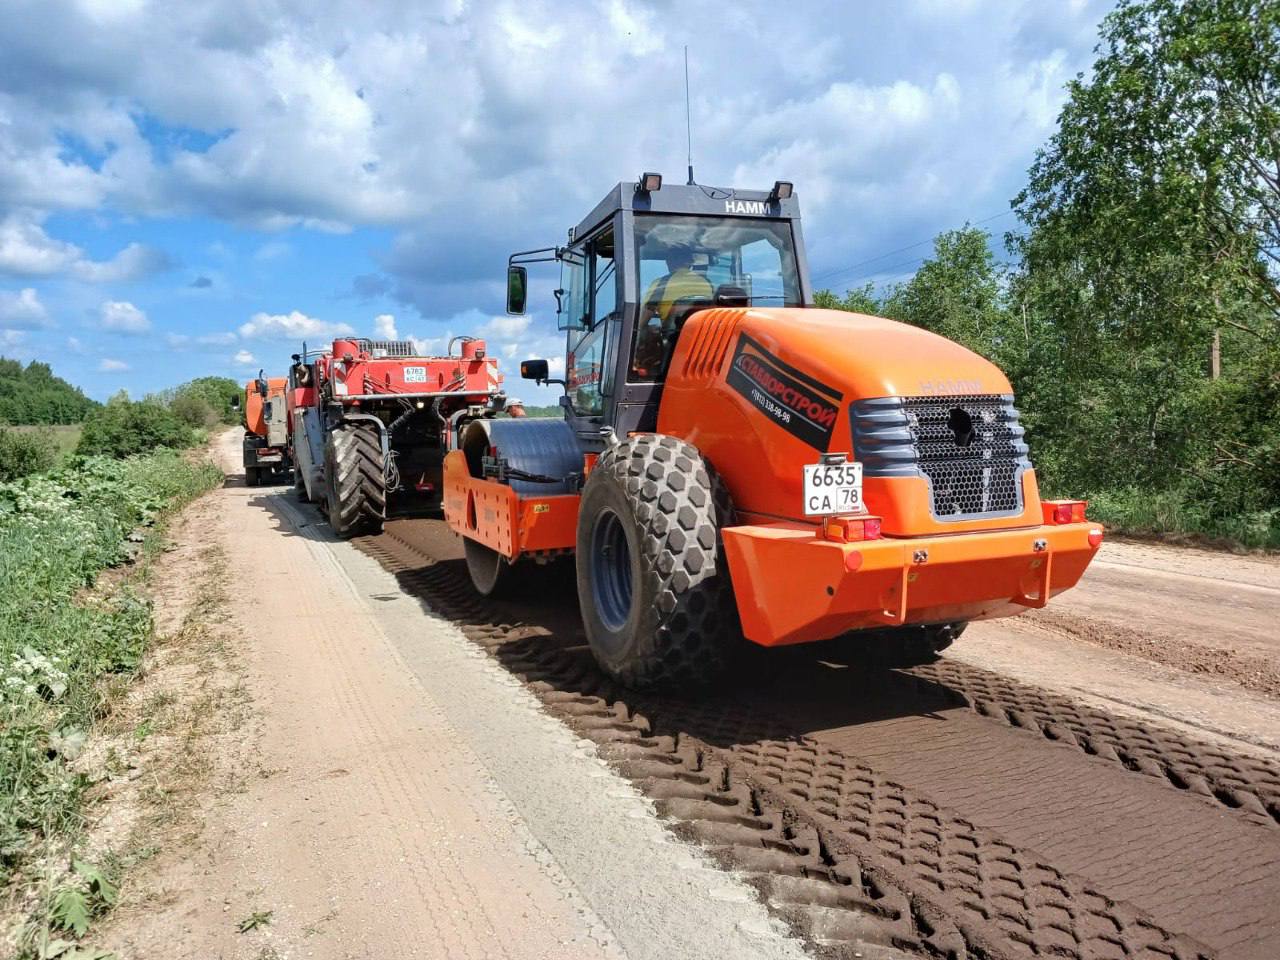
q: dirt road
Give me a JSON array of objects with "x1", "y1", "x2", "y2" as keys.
[
  {"x1": 351, "y1": 509, "x2": 1280, "y2": 960},
  {"x1": 100, "y1": 429, "x2": 1280, "y2": 960},
  {"x1": 102, "y1": 431, "x2": 813, "y2": 960}
]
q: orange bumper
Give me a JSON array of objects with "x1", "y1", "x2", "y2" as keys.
[{"x1": 722, "y1": 521, "x2": 1102, "y2": 647}]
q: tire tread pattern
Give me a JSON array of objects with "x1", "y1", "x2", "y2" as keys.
[
  {"x1": 327, "y1": 421, "x2": 386, "y2": 537},
  {"x1": 592, "y1": 434, "x2": 738, "y2": 687}
]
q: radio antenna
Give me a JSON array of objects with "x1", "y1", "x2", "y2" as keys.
[{"x1": 684, "y1": 45, "x2": 695, "y2": 185}]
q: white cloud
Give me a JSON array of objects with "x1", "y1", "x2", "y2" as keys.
[
  {"x1": 234, "y1": 349, "x2": 256, "y2": 365},
  {"x1": 98, "y1": 357, "x2": 129, "y2": 371},
  {"x1": 239, "y1": 309, "x2": 355, "y2": 340},
  {"x1": 98, "y1": 300, "x2": 151, "y2": 333},
  {"x1": 0, "y1": 214, "x2": 170, "y2": 282},
  {"x1": 484, "y1": 314, "x2": 531, "y2": 339},
  {"x1": 0, "y1": 287, "x2": 50, "y2": 329},
  {"x1": 198, "y1": 331, "x2": 238, "y2": 345},
  {"x1": 373, "y1": 313, "x2": 398, "y2": 339},
  {"x1": 0, "y1": 330, "x2": 25, "y2": 351},
  {"x1": 254, "y1": 241, "x2": 290, "y2": 262},
  {"x1": 66, "y1": 335, "x2": 85, "y2": 353}
]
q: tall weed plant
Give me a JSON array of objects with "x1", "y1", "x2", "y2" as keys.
[{"x1": 0, "y1": 451, "x2": 222, "y2": 884}]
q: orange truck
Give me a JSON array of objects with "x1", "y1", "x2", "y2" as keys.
[
  {"x1": 241, "y1": 373, "x2": 291, "y2": 487},
  {"x1": 443, "y1": 175, "x2": 1103, "y2": 687}
]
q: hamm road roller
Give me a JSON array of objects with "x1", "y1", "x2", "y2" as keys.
[{"x1": 443, "y1": 174, "x2": 1103, "y2": 686}]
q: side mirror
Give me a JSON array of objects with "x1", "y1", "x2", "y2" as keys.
[
  {"x1": 507, "y1": 265, "x2": 528, "y2": 315},
  {"x1": 519, "y1": 358, "x2": 549, "y2": 382},
  {"x1": 230, "y1": 394, "x2": 241, "y2": 410}
]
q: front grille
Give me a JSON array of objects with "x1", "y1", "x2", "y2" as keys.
[{"x1": 851, "y1": 394, "x2": 1030, "y2": 520}]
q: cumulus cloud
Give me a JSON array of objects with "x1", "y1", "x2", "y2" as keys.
[
  {"x1": 0, "y1": 287, "x2": 50, "y2": 329},
  {"x1": 98, "y1": 300, "x2": 151, "y2": 333},
  {"x1": 239, "y1": 310, "x2": 355, "y2": 340},
  {"x1": 373, "y1": 313, "x2": 397, "y2": 339},
  {"x1": 98, "y1": 357, "x2": 129, "y2": 371},
  {"x1": 234, "y1": 348, "x2": 256, "y2": 365},
  {"x1": 0, "y1": 214, "x2": 170, "y2": 282}
]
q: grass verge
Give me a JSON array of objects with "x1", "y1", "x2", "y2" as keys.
[
  {"x1": 0, "y1": 449, "x2": 223, "y2": 957},
  {"x1": 1085, "y1": 485, "x2": 1280, "y2": 551}
]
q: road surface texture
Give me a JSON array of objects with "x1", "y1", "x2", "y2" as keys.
[
  {"x1": 350, "y1": 506, "x2": 1280, "y2": 960},
  {"x1": 103, "y1": 427, "x2": 1280, "y2": 960},
  {"x1": 102, "y1": 431, "x2": 813, "y2": 960}
]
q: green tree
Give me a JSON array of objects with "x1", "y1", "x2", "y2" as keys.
[
  {"x1": 0, "y1": 358, "x2": 97, "y2": 425},
  {"x1": 814, "y1": 283, "x2": 884, "y2": 315},
  {"x1": 1010, "y1": 0, "x2": 1279, "y2": 538},
  {"x1": 880, "y1": 228, "x2": 1013, "y2": 362}
]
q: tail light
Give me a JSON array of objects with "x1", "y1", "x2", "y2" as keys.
[
  {"x1": 1088, "y1": 528, "x2": 1105, "y2": 548},
  {"x1": 823, "y1": 515, "x2": 883, "y2": 543},
  {"x1": 1042, "y1": 500, "x2": 1087, "y2": 524}
]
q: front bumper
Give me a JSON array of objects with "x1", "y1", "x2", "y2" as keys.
[{"x1": 721, "y1": 520, "x2": 1101, "y2": 647}]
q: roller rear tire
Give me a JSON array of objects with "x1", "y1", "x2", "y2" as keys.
[
  {"x1": 324, "y1": 421, "x2": 386, "y2": 538},
  {"x1": 576, "y1": 434, "x2": 740, "y2": 688}
]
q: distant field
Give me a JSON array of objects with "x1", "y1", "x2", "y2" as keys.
[{"x1": 8, "y1": 424, "x2": 83, "y2": 463}]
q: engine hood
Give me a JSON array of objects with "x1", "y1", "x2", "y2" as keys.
[{"x1": 723, "y1": 307, "x2": 1011, "y2": 400}]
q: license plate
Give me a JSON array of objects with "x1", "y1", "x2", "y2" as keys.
[
  {"x1": 803, "y1": 461, "x2": 863, "y2": 516},
  {"x1": 404, "y1": 366, "x2": 427, "y2": 383}
]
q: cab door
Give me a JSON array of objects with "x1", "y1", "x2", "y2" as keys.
[{"x1": 562, "y1": 226, "x2": 619, "y2": 446}]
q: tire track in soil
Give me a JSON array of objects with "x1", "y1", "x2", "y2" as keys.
[{"x1": 355, "y1": 518, "x2": 1280, "y2": 960}]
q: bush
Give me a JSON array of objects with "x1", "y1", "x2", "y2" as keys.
[
  {"x1": 0, "y1": 427, "x2": 56, "y2": 481},
  {"x1": 76, "y1": 396, "x2": 195, "y2": 459},
  {"x1": 169, "y1": 391, "x2": 219, "y2": 429}
]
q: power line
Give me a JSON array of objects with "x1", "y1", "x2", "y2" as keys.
[{"x1": 811, "y1": 209, "x2": 1014, "y2": 286}]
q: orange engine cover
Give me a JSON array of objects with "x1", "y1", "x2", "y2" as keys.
[{"x1": 657, "y1": 307, "x2": 1043, "y2": 537}]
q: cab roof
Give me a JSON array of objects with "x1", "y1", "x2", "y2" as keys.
[{"x1": 571, "y1": 180, "x2": 802, "y2": 242}]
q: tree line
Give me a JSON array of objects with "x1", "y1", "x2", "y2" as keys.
[{"x1": 818, "y1": 0, "x2": 1278, "y2": 547}]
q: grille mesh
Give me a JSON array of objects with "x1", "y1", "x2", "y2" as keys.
[{"x1": 901, "y1": 395, "x2": 1026, "y2": 518}]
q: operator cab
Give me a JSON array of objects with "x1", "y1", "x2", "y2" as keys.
[{"x1": 508, "y1": 174, "x2": 812, "y2": 445}]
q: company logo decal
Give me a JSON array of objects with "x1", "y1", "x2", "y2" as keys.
[
  {"x1": 724, "y1": 199, "x2": 773, "y2": 215},
  {"x1": 726, "y1": 334, "x2": 842, "y2": 450}
]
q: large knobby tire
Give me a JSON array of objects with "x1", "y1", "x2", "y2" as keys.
[
  {"x1": 245, "y1": 466, "x2": 259, "y2": 487},
  {"x1": 324, "y1": 421, "x2": 386, "y2": 538},
  {"x1": 576, "y1": 434, "x2": 740, "y2": 688}
]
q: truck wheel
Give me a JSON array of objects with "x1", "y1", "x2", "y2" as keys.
[
  {"x1": 245, "y1": 467, "x2": 259, "y2": 487},
  {"x1": 576, "y1": 435, "x2": 739, "y2": 688},
  {"x1": 463, "y1": 538, "x2": 510, "y2": 597},
  {"x1": 324, "y1": 422, "x2": 386, "y2": 537}
]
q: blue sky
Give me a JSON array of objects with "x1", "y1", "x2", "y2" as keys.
[{"x1": 0, "y1": 0, "x2": 1112, "y2": 405}]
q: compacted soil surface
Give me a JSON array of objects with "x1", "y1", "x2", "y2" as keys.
[{"x1": 89, "y1": 429, "x2": 1280, "y2": 960}]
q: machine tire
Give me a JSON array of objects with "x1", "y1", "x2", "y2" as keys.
[
  {"x1": 324, "y1": 421, "x2": 386, "y2": 538},
  {"x1": 463, "y1": 538, "x2": 510, "y2": 598},
  {"x1": 245, "y1": 466, "x2": 259, "y2": 487},
  {"x1": 575, "y1": 434, "x2": 740, "y2": 688}
]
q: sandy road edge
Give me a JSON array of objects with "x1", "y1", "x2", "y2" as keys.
[{"x1": 267, "y1": 489, "x2": 819, "y2": 960}]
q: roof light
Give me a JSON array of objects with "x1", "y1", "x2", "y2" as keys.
[
  {"x1": 769, "y1": 180, "x2": 794, "y2": 201},
  {"x1": 637, "y1": 172, "x2": 662, "y2": 193}
]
